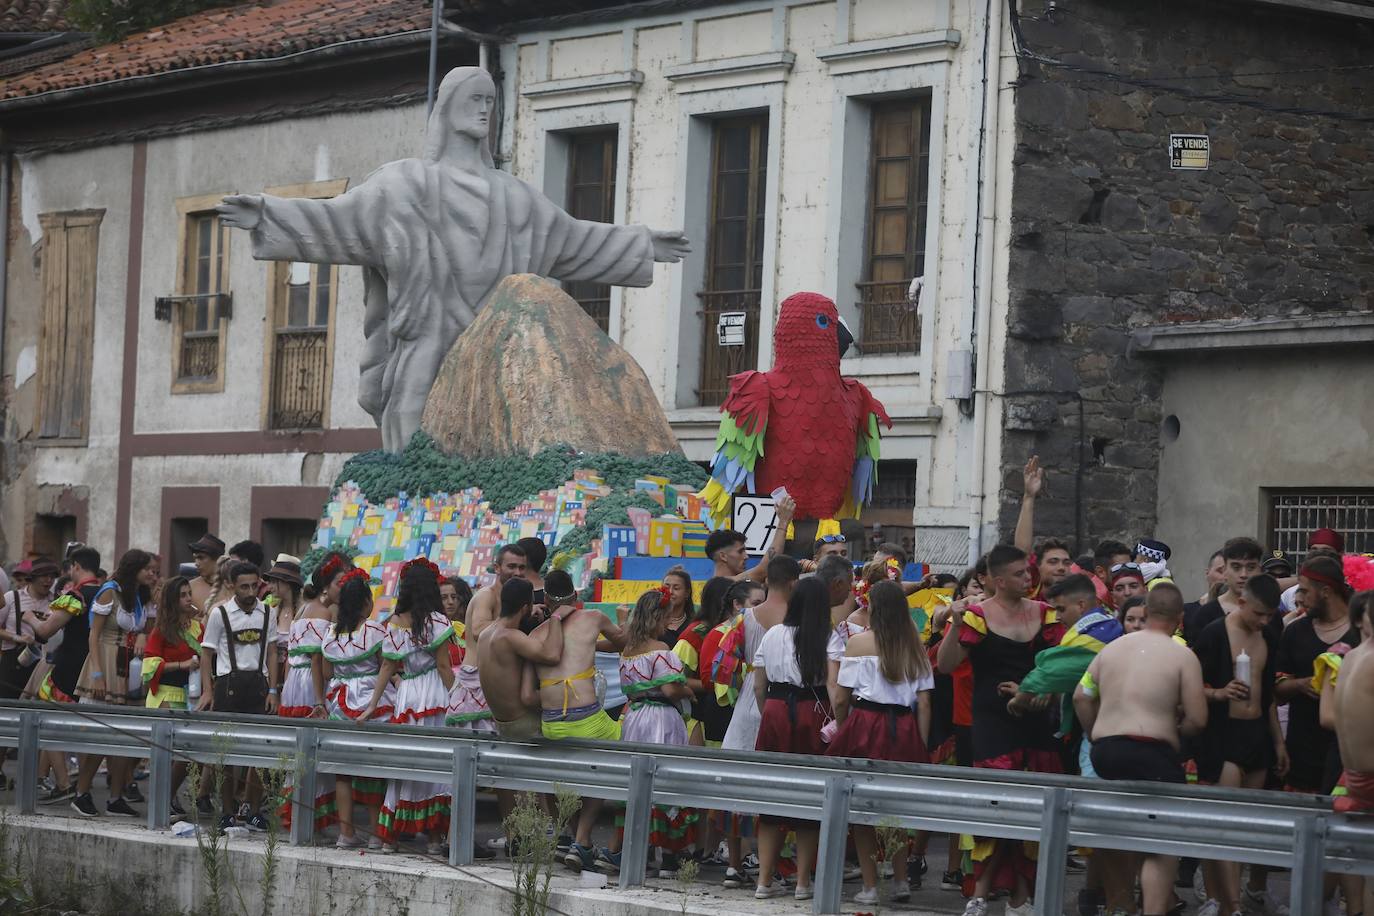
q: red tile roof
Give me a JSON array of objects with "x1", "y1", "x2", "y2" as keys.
[
  {"x1": 1, "y1": 0, "x2": 432, "y2": 101},
  {"x1": 0, "y1": 0, "x2": 69, "y2": 33}
]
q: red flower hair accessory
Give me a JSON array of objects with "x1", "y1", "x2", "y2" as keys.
[
  {"x1": 853, "y1": 578, "x2": 873, "y2": 609},
  {"x1": 319, "y1": 553, "x2": 351, "y2": 582},
  {"x1": 402, "y1": 556, "x2": 441, "y2": 579},
  {"x1": 658, "y1": 585, "x2": 673, "y2": 608},
  {"x1": 338, "y1": 567, "x2": 371, "y2": 588}
]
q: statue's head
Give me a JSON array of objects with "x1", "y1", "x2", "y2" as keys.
[{"x1": 425, "y1": 67, "x2": 497, "y2": 165}]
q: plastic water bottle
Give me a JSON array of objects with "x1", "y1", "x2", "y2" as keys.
[{"x1": 1235, "y1": 649, "x2": 1251, "y2": 691}]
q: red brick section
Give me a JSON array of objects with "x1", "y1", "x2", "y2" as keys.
[
  {"x1": 0, "y1": 0, "x2": 431, "y2": 100},
  {"x1": 0, "y1": 0, "x2": 69, "y2": 32}
]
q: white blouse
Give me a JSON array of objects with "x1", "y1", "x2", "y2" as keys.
[
  {"x1": 754, "y1": 624, "x2": 823, "y2": 687},
  {"x1": 837, "y1": 655, "x2": 934, "y2": 706}
]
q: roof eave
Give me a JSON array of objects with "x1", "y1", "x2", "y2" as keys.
[{"x1": 0, "y1": 27, "x2": 468, "y2": 114}]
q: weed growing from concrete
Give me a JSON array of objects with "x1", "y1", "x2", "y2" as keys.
[
  {"x1": 502, "y1": 788, "x2": 580, "y2": 916},
  {"x1": 674, "y1": 855, "x2": 701, "y2": 914},
  {"x1": 256, "y1": 755, "x2": 292, "y2": 916},
  {"x1": 872, "y1": 817, "x2": 909, "y2": 914}
]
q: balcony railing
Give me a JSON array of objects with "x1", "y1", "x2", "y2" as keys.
[
  {"x1": 566, "y1": 280, "x2": 611, "y2": 333},
  {"x1": 270, "y1": 327, "x2": 328, "y2": 430},
  {"x1": 856, "y1": 279, "x2": 920, "y2": 355},
  {"x1": 696, "y1": 288, "x2": 761, "y2": 406},
  {"x1": 178, "y1": 331, "x2": 219, "y2": 381}
]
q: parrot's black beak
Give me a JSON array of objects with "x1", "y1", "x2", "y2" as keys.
[{"x1": 837, "y1": 316, "x2": 854, "y2": 360}]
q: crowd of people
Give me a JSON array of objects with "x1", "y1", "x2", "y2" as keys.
[{"x1": 1, "y1": 460, "x2": 1372, "y2": 916}]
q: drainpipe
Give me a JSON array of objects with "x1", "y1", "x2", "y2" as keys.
[
  {"x1": 966, "y1": 0, "x2": 1006, "y2": 565},
  {"x1": 0, "y1": 151, "x2": 10, "y2": 401}
]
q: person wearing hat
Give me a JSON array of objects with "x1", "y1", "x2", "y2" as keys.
[
  {"x1": 187, "y1": 534, "x2": 226, "y2": 614},
  {"x1": 263, "y1": 555, "x2": 305, "y2": 672},
  {"x1": 265, "y1": 556, "x2": 330, "y2": 720},
  {"x1": 1309, "y1": 528, "x2": 1346, "y2": 555},
  {"x1": 0, "y1": 558, "x2": 58, "y2": 700},
  {"x1": 1109, "y1": 563, "x2": 1146, "y2": 609},
  {"x1": 1133, "y1": 539, "x2": 1175, "y2": 590},
  {"x1": 1260, "y1": 550, "x2": 1293, "y2": 580}
]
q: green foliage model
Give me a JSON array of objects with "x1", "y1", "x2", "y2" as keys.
[
  {"x1": 67, "y1": 0, "x2": 238, "y2": 42},
  {"x1": 334, "y1": 433, "x2": 706, "y2": 515}
]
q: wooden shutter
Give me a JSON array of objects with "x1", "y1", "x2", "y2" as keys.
[{"x1": 37, "y1": 210, "x2": 103, "y2": 441}]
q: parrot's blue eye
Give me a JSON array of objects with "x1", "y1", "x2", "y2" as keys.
[{"x1": 815, "y1": 314, "x2": 830, "y2": 329}]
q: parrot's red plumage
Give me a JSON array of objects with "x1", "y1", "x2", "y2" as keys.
[{"x1": 701, "y1": 292, "x2": 892, "y2": 523}]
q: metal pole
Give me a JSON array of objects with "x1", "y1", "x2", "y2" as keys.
[
  {"x1": 1290, "y1": 814, "x2": 1327, "y2": 916},
  {"x1": 426, "y1": 0, "x2": 442, "y2": 114},
  {"x1": 618, "y1": 755, "x2": 656, "y2": 889},
  {"x1": 16, "y1": 711, "x2": 38, "y2": 815},
  {"x1": 289, "y1": 727, "x2": 319, "y2": 846},
  {"x1": 1034, "y1": 786, "x2": 1072, "y2": 916},
  {"x1": 813, "y1": 774, "x2": 852, "y2": 916},
  {"x1": 449, "y1": 744, "x2": 478, "y2": 867},
  {"x1": 147, "y1": 720, "x2": 173, "y2": 830}
]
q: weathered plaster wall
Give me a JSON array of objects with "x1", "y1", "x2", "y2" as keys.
[
  {"x1": 998, "y1": 0, "x2": 1374, "y2": 554},
  {"x1": 501, "y1": 0, "x2": 1020, "y2": 567}
]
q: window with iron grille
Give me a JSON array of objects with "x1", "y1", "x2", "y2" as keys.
[
  {"x1": 564, "y1": 129, "x2": 617, "y2": 332},
  {"x1": 1266, "y1": 489, "x2": 1374, "y2": 566},
  {"x1": 698, "y1": 113, "x2": 769, "y2": 406},
  {"x1": 269, "y1": 260, "x2": 335, "y2": 430},
  {"x1": 871, "y1": 460, "x2": 919, "y2": 510},
  {"x1": 857, "y1": 97, "x2": 930, "y2": 355},
  {"x1": 176, "y1": 210, "x2": 229, "y2": 387}
]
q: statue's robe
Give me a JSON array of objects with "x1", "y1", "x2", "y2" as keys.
[{"x1": 249, "y1": 158, "x2": 655, "y2": 451}]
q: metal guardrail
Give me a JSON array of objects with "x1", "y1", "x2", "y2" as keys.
[{"x1": 2, "y1": 701, "x2": 1372, "y2": 916}]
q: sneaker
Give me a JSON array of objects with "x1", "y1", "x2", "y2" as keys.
[
  {"x1": 472, "y1": 844, "x2": 494, "y2": 860},
  {"x1": 941, "y1": 869, "x2": 964, "y2": 890},
  {"x1": 742, "y1": 853, "x2": 760, "y2": 876},
  {"x1": 658, "y1": 853, "x2": 679, "y2": 879},
  {"x1": 961, "y1": 898, "x2": 989, "y2": 916},
  {"x1": 722, "y1": 867, "x2": 745, "y2": 889},
  {"x1": 1198, "y1": 901, "x2": 1222, "y2": 916},
  {"x1": 39, "y1": 785, "x2": 75, "y2": 805},
  {"x1": 216, "y1": 814, "x2": 237, "y2": 835},
  {"x1": 910, "y1": 854, "x2": 928, "y2": 877},
  {"x1": 244, "y1": 814, "x2": 269, "y2": 833},
  {"x1": 555, "y1": 834, "x2": 573, "y2": 853},
  {"x1": 594, "y1": 848, "x2": 621, "y2": 874},
  {"x1": 106, "y1": 796, "x2": 139, "y2": 817},
  {"x1": 890, "y1": 880, "x2": 911, "y2": 903},
  {"x1": 1194, "y1": 866, "x2": 1210, "y2": 904},
  {"x1": 1244, "y1": 889, "x2": 1291, "y2": 916},
  {"x1": 426, "y1": 842, "x2": 446, "y2": 856},
  {"x1": 794, "y1": 885, "x2": 813, "y2": 901},
  {"x1": 485, "y1": 836, "x2": 509, "y2": 853},
  {"x1": 170, "y1": 800, "x2": 187, "y2": 819},
  {"x1": 710, "y1": 841, "x2": 730, "y2": 866},
  {"x1": 70, "y1": 792, "x2": 99, "y2": 817},
  {"x1": 754, "y1": 884, "x2": 787, "y2": 899},
  {"x1": 197, "y1": 796, "x2": 215, "y2": 817},
  {"x1": 237, "y1": 802, "x2": 252, "y2": 821},
  {"x1": 563, "y1": 843, "x2": 595, "y2": 872},
  {"x1": 855, "y1": 886, "x2": 880, "y2": 905},
  {"x1": 843, "y1": 864, "x2": 863, "y2": 882},
  {"x1": 1066, "y1": 853, "x2": 1087, "y2": 872},
  {"x1": 1007, "y1": 902, "x2": 1035, "y2": 916},
  {"x1": 124, "y1": 783, "x2": 144, "y2": 804},
  {"x1": 336, "y1": 834, "x2": 365, "y2": 849}
]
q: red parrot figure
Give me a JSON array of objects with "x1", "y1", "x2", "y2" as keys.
[{"x1": 699, "y1": 291, "x2": 893, "y2": 524}]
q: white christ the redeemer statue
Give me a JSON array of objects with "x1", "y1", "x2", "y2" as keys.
[{"x1": 217, "y1": 66, "x2": 689, "y2": 453}]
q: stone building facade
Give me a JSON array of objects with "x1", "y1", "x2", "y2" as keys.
[{"x1": 997, "y1": 0, "x2": 1374, "y2": 592}]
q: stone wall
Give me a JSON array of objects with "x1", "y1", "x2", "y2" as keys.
[{"x1": 998, "y1": 0, "x2": 1374, "y2": 549}]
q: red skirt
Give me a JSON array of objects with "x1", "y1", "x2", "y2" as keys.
[
  {"x1": 756, "y1": 694, "x2": 831, "y2": 757},
  {"x1": 827, "y1": 704, "x2": 929, "y2": 764}
]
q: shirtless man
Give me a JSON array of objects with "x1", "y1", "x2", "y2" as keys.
[
  {"x1": 705, "y1": 496, "x2": 796, "y2": 583},
  {"x1": 1076, "y1": 583, "x2": 1206, "y2": 916},
  {"x1": 454, "y1": 544, "x2": 527, "y2": 732},
  {"x1": 516, "y1": 536, "x2": 548, "y2": 608},
  {"x1": 529, "y1": 570, "x2": 627, "y2": 870},
  {"x1": 1194, "y1": 573, "x2": 1288, "y2": 916},
  {"x1": 187, "y1": 533, "x2": 225, "y2": 613},
  {"x1": 477, "y1": 578, "x2": 564, "y2": 740}
]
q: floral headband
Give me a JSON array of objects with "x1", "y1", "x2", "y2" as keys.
[
  {"x1": 318, "y1": 553, "x2": 351, "y2": 582},
  {"x1": 402, "y1": 556, "x2": 441, "y2": 578},
  {"x1": 338, "y1": 567, "x2": 371, "y2": 588}
]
